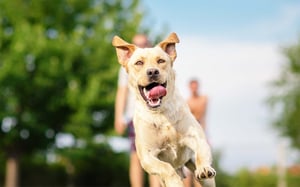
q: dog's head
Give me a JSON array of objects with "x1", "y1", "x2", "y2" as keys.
[{"x1": 112, "y1": 33, "x2": 179, "y2": 109}]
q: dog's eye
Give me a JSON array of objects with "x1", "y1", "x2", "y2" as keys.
[
  {"x1": 157, "y1": 59, "x2": 165, "y2": 64},
  {"x1": 135, "y1": 61, "x2": 144, "y2": 65}
]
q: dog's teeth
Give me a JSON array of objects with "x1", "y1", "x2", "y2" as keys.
[
  {"x1": 148, "y1": 98, "x2": 161, "y2": 107},
  {"x1": 143, "y1": 88, "x2": 149, "y2": 98}
]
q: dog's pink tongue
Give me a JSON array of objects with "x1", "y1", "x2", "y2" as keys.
[{"x1": 148, "y1": 85, "x2": 167, "y2": 99}]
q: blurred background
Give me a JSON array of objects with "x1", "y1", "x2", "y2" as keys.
[{"x1": 0, "y1": 0, "x2": 299, "y2": 186}]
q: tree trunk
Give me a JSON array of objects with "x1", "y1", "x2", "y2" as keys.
[{"x1": 4, "y1": 154, "x2": 19, "y2": 187}]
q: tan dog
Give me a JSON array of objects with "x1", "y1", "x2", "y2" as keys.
[{"x1": 112, "y1": 33, "x2": 216, "y2": 187}]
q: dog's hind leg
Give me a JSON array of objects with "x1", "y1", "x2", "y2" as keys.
[
  {"x1": 185, "y1": 159, "x2": 196, "y2": 172},
  {"x1": 176, "y1": 167, "x2": 186, "y2": 179}
]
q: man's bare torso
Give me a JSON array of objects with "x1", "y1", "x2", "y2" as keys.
[{"x1": 187, "y1": 95, "x2": 207, "y2": 129}]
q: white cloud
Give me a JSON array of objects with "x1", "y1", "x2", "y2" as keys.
[{"x1": 174, "y1": 35, "x2": 284, "y2": 98}]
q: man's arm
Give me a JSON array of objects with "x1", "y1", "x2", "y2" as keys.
[{"x1": 114, "y1": 85, "x2": 128, "y2": 135}]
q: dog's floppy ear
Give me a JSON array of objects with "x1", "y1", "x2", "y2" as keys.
[
  {"x1": 112, "y1": 36, "x2": 136, "y2": 67},
  {"x1": 158, "y1": 32, "x2": 180, "y2": 62}
]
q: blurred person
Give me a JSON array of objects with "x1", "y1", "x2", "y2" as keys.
[
  {"x1": 114, "y1": 34, "x2": 161, "y2": 187},
  {"x1": 184, "y1": 79, "x2": 215, "y2": 187},
  {"x1": 187, "y1": 79, "x2": 208, "y2": 130}
]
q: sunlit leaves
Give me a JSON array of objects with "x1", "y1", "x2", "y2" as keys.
[{"x1": 269, "y1": 38, "x2": 300, "y2": 150}]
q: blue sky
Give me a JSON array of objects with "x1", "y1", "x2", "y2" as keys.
[
  {"x1": 142, "y1": 0, "x2": 300, "y2": 43},
  {"x1": 140, "y1": 0, "x2": 300, "y2": 172}
]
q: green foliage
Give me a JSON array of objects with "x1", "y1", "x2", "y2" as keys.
[
  {"x1": 17, "y1": 143, "x2": 129, "y2": 187},
  {"x1": 0, "y1": 152, "x2": 4, "y2": 183},
  {"x1": 268, "y1": 37, "x2": 300, "y2": 150},
  {"x1": 0, "y1": 0, "x2": 147, "y2": 185},
  {"x1": 0, "y1": 0, "x2": 142, "y2": 153},
  {"x1": 20, "y1": 154, "x2": 68, "y2": 187},
  {"x1": 227, "y1": 168, "x2": 277, "y2": 187},
  {"x1": 69, "y1": 143, "x2": 129, "y2": 186},
  {"x1": 287, "y1": 172, "x2": 300, "y2": 187}
]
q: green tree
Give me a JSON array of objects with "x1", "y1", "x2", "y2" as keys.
[
  {"x1": 268, "y1": 38, "x2": 300, "y2": 150},
  {"x1": 228, "y1": 168, "x2": 277, "y2": 187},
  {"x1": 0, "y1": 0, "x2": 145, "y2": 186}
]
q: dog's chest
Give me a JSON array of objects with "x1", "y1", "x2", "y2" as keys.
[
  {"x1": 143, "y1": 112, "x2": 183, "y2": 149},
  {"x1": 149, "y1": 123, "x2": 188, "y2": 165},
  {"x1": 150, "y1": 122, "x2": 178, "y2": 141}
]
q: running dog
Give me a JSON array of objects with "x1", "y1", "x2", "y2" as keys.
[{"x1": 112, "y1": 32, "x2": 216, "y2": 187}]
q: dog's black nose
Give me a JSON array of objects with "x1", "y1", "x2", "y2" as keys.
[{"x1": 147, "y1": 68, "x2": 159, "y2": 79}]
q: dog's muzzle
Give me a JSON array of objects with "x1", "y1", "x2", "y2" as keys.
[{"x1": 138, "y1": 82, "x2": 167, "y2": 108}]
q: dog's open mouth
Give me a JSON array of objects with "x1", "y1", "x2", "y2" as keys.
[{"x1": 138, "y1": 82, "x2": 167, "y2": 108}]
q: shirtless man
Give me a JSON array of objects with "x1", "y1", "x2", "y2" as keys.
[
  {"x1": 187, "y1": 79, "x2": 208, "y2": 130},
  {"x1": 184, "y1": 79, "x2": 210, "y2": 187}
]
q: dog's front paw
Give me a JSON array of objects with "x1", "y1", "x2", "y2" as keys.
[{"x1": 195, "y1": 165, "x2": 216, "y2": 181}]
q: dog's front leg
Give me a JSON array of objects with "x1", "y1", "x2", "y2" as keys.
[
  {"x1": 137, "y1": 148, "x2": 183, "y2": 187},
  {"x1": 182, "y1": 132, "x2": 216, "y2": 182}
]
